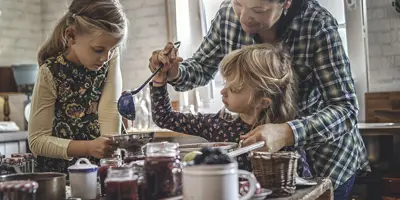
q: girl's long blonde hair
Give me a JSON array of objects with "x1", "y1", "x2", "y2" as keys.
[
  {"x1": 38, "y1": 0, "x2": 128, "y2": 65},
  {"x1": 219, "y1": 43, "x2": 298, "y2": 124}
]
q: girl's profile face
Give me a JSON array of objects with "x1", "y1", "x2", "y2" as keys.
[
  {"x1": 66, "y1": 28, "x2": 122, "y2": 71},
  {"x1": 220, "y1": 77, "x2": 256, "y2": 114}
]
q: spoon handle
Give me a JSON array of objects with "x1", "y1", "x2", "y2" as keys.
[
  {"x1": 131, "y1": 64, "x2": 163, "y2": 95},
  {"x1": 228, "y1": 141, "x2": 265, "y2": 158}
]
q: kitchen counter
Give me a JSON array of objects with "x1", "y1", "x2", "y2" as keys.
[
  {"x1": 0, "y1": 131, "x2": 28, "y2": 142},
  {"x1": 358, "y1": 123, "x2": 400, "y2": 135},
  {"x1": 0, "y1": 131, "x2": 28, "y2": 157}
]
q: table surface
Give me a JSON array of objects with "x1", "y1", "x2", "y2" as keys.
[
  {"x1": 92, "y1": 177, "x2": 332, "y2": 200},
  {"x1": 67, "y1": 135, "x2": 332, "y2": 200},
  {"x1": 270, "y1": 178, "x2": 332, "y2": 200}
]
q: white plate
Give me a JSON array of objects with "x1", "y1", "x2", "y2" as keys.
[
  {"x1": 179, "y1": 142, "x2": 238, "y2": 152},
  {"x1": 250, "y1": 188, "x2": 273, "y2": 200},
  {"x1": 24, "y1": 102, "x2": 31, "y2": 122}
]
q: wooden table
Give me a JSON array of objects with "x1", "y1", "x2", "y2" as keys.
[
  {"x1": 92, "y1": 178, "x2": 332, "y2": 200},
  {"x1": 78, "y1": 135, "x2": 333, "y2": 200},
  {"x1": 270, "y1": 178, "x2": 333, "y2": 200}
]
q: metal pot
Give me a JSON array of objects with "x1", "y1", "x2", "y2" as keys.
[{"x1": 0, "y1": 172, "x2": 66, "y2": 200}]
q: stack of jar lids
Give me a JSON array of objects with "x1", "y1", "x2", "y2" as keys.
[
  {"x1": 0, "y1": 180, "x2": 39, "y2": 193},
  {"x1": 11, "y1": 153, "x2": 34, "y2": 159}
]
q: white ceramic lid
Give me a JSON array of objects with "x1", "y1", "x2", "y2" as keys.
[{"x1": 68, "y1": 158, "x2": 98, "y2": 173}]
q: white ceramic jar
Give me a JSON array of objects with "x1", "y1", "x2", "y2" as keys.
[{"x1": 68, "y1": 158, "x2": 98, "y2": 199}]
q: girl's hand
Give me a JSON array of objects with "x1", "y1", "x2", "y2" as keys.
[
  {"x1": 152, "y1": 71, "x2": 168, "y2": 87},
  {"x1": 87, "y1": 136, "x2": 115, "y2": 158}
]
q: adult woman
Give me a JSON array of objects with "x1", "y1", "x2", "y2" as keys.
[{"x1": 149, "y1": 0, "x2": 369, "y2": 199}]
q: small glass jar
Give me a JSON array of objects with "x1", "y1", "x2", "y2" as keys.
[
  {"x1": 11, "y1": 153, "x2": 35, "y2": 173},
  {"x1": 124, "y1": 160, "x2": 146, "y2": 200},
  {"x1": 144, "y1": 142, "x2": 182, "y2": 199},
  {"x1": 105, "y1": 166, "x2": 139, "y2": 200},
  {"x1": 0, "y1": 180, "x2": 38, "y2": 200},
  {"x1": 99, "y1": 157, "x2": 122, "y2": 197},
  {"x1": 3, "y1": 157, "x2": 26, "y2": 173}
]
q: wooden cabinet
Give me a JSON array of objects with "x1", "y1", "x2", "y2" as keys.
[{"x1": 365, "y1": 92, "x2": 400, "y2": 123}]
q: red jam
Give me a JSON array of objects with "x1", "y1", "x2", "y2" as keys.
[
  {"x1": 144, "y1": 156, "x2": 182, "y2": 199},
  {"x1": 106, "y1": 179, "x2": 138, "y2": 200},
  {"x1": 99, "y1": 158, "x2": 122, "y2": 197},
  {"x1": 99, "y1": 165, "x2": 114, "y2": 197}
]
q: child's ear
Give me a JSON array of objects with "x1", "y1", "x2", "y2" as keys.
[
  {"x1": 284, "y1": 0, "x2": 292, "y2": 9},
  {"x1": 260, "y1": 97, "x2": 272, "y2": 109},
  {"x1": 65, "y1": 27, "x2": 77, "y2": 45}
]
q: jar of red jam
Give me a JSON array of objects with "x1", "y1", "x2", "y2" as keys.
[
  {"x1": 105, "y1": 166, "x2": 138, "y2": 200},
  {"x1": 99, "y1": 158, "x2": 122, "y2": 197},
  {"x1": 144, "y1": 142, "x2": 182, "y2": 199}
]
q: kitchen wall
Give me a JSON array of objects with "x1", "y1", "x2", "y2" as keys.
[
  {"x1": 367, "y1": 0, "x2": 400, "y2": 92},
  {"x1": 0, "y1": 0, "x2": 170, "y2": 129},
  {"x1": 0, "y1": 0, "x2": 41, "y2": 128}
]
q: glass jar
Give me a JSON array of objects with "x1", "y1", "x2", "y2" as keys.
[
  {"x1": 124, "y1": 160, "x2": 146, "y2": 200},
  {"x1": 99, "y1": 158, "x2": 122, "y2": 197},
  {"x1": 0, "y1": 180, "x2": 38, "y2": 200},
  {"x1": 144, "y1": 142, "x2": 182, "y2": 199},
  {"x1": 105, "y1": 166, "x2": 138, "y2": 200},
  {"x1": 11, "y1": 153, "x2": 35, "y2": 173}
]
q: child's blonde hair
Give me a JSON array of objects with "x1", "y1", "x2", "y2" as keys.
[
  {"x1": 219, "y1": 43, "x2": 298, "y2": 124},
  {"x1": 38, "y1": 0, "x2": 128, "y2": 65}
]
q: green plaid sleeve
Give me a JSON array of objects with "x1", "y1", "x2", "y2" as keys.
[
  {"x1": 169, "y1": 10, "x2": 224, "y2": 92},
  {"x1": 288, "y1": 23, "x2": 359, "y2": 148}
]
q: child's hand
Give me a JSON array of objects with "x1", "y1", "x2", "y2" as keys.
[
  {"x1": 152, "y1": 70, "x2": 168, "y2": 86},
  {"x1": 87, "y1": 136, "x2": 115, "y2": 158}
]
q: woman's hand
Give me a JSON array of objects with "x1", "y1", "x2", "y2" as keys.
[
  {"x1": 240, "y1": 123, "x2": 295, "y2": 152},
  {"x1": 149, "y1": 42, "x2": 183, "y2": 81},
  {"x1": 87, "y1": 136, "x2": 116, "y2": 158}
]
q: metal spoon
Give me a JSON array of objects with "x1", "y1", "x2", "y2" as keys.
[{"x1": 228, "y1": 141, "x2": 265, "y2": 158}]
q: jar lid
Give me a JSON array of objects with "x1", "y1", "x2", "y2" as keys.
[
  {"x1": 100, "y1": 158, "x2": 122, "y2": 166},
  {"x1": 0, "y1": 180, "x2": 39, "y2": 193},
  {"x1": 146, "y1": 142, "x2": 179, "y2": 157},
  {"x1": 68, "y1": 158, "x2": 98, "y2": 173},
  {"x1": 4, "y1": 157, "x2": 24, "y2": 164},
  {"x1": 11, "y1": 153, "x2": 34, "y2": 159}
]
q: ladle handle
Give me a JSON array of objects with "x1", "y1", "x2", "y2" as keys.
[{"x1": 131, "y1": 64, "x2": 163, "y2": 95}]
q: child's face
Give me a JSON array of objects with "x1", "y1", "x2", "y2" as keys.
[
  {"x1": 220, "y1": 81, "x2": 255, "y2": 114},
  {"x1": 68, "y1": 31, "x2": 122, "y2": 71}
]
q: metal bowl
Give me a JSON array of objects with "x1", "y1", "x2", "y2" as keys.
[
  {"x1": 0, "y1": 172, "x2": 66, "y2": 199},
  {"x1": 111, "y1": 132, "x2": 155, "y2": 153}
]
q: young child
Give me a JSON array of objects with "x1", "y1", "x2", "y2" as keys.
[
  {"x1": 29, "y1": 0, "x2": 127, "y2": 173},
  {"x1": 150, "y1": 43, "x2": 311, "y2": 177}
]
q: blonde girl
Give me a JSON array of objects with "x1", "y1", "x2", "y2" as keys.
[
  {"x1": 29, "y1": 0, "x2": 127, "y2": 173},
  {"x1": 150, "y1": 43, "x2": 311, "y2": 176}
]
